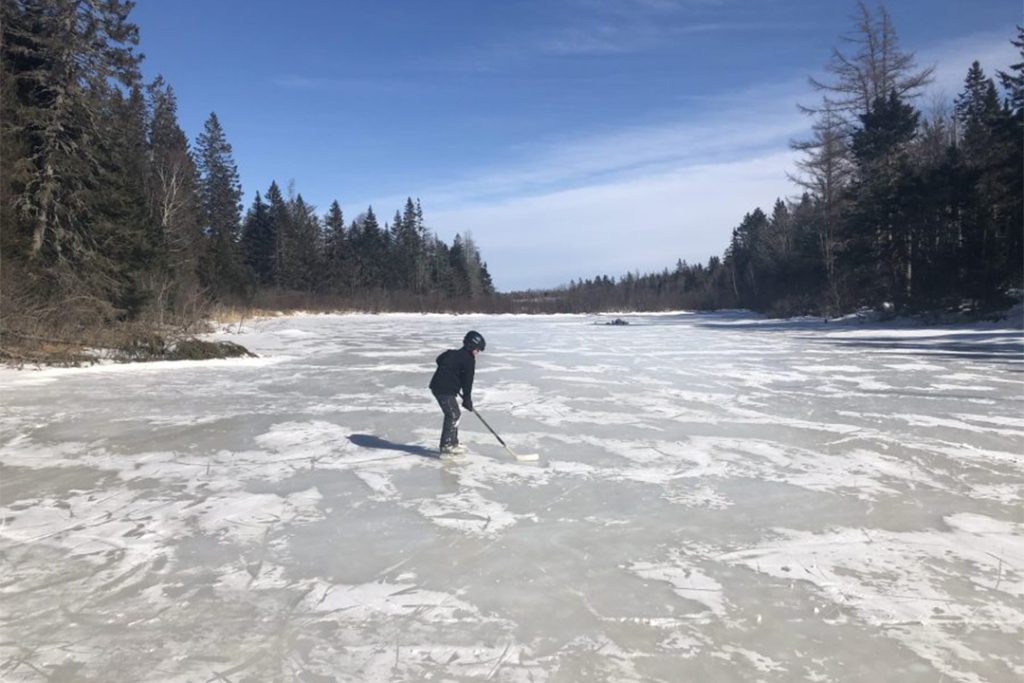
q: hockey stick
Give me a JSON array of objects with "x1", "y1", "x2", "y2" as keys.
[{"x1": 470, "y1": 409, "x2": 539, "y2": 462}]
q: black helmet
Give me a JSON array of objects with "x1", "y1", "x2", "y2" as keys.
[{"x1": 463, "y1": 330, "x2": 486, "y2": 351}]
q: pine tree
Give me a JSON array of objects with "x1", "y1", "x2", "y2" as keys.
[
  {"x1": 351, "y1": 207, "x2": 387, "y2": 289},
  {"x1": 1, "y1": 0, "x2": 144, "y2": 329},
  {"x1": 195, "y1": 112, "x2": 245, "y2": 298},
  {"x1": 427, "y1": 235, "x2": 452, "y2": 296},
  {"x1": 448, "y1": 234, "x2": 471, "y2": 298},
  {"x1": 997, "y1": 26, "x2": 1024, "y2": 116},
  {"x1": 289, "y1": 194, "x2": 321, "y2": 291},
  {"x1": 395, "y1": 197, "x2": 429, "y2": 293},
  {"x1": 265, "y1": 181, "x2": 290, "y2": 289},
  {"x1": 95, "y1": 82, "x2": 155, "y2": 317},
  {"x1": 956, "y1": 62, "x2": 1002, "y2": 165},
  {"x1": 322, "y1": 201, "x2": 349, "y2": 294},
  {"x1": 955, "y1": 60, "x2": 1022, "y2": 305},
  {"x1": 146, "y1": 77, "x2": 203, "y2": 316},
  {"x1": 995, "y1": 27, "x2": 1024, "y2": 287},
  {"x1": 1, "y1": 0, "x2": 142, "y2": 264},
  {"x1": 240, "y1": 192, "x2": 274, "y2": 285},
  {"x1": 846, "y1": 90, "x2": 920, "y2": 308},
  {"x1": 723, "y1": 209, "x2": 770, "y2": 308}
]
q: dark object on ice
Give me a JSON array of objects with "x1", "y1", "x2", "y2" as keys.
[
  {"x1": 168, "y1": 339, "x2": 256, "y2": 360},
  {"x1": 605, "y1": 318, "x2": 629, "y2": 326},
  {"x1": 114, "y1": 335, "x2": 255, "y2": 361}
]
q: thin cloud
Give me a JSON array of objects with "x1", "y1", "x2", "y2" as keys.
[
  {"x1": 538, "y1": 22, "x2": 738, "y2": 56},
  {"x1": 422, "y1": 78, "x2": 809, "y2": 208}
]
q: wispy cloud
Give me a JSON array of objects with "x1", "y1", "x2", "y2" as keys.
[
  {"x1": 425, "y1": 78, "x2": 809, "y2": 208},
  {"x1": 537, "y1": 21, "x2": 738, "y2": 56},
  {"x1": 273, "y1": 74, "x2": 339, "y2": 90}
]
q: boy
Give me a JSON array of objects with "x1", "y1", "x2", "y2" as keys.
[{"x1": 429, "y1": 331, "x2": 485, "y2": 456}]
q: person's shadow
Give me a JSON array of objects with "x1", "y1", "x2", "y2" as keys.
[{"x1": 348, "y1": 434, "x2": 438, "y2": 459}]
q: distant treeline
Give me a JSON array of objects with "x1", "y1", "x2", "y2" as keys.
[
  {"x1": 0, "y1": 0, "x2": 502, "y2": 352},
  {"x1": 526, "y1": 9, "x2": 1023, "y2": 317}
]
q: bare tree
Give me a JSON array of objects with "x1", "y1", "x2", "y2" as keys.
[
  {"x1": 804, "y1": 1, "x2": 934, "y2": 123},
  {"x1": 789, "y1": 106, "x2": 852, "y2": 312}
]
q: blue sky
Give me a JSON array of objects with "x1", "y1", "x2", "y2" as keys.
[{"x1": 131, "y1": 1, "x2": 1020, "y2": 291}]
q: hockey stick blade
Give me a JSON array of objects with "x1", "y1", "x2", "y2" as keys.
[
  {"x1": 509, "y1": 449, "x2": 539, "y2": 462},
  {"x1": 471, "y1": 409, "x2": 540, "y2": 462}
]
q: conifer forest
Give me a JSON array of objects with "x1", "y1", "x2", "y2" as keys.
[{"x1": 1, "y1": 1, "x2": 1021, "y2": 360}]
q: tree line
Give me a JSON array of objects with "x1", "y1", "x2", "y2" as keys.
[
  {"x1": 1, "y1": 0, "x2": 500, "y2": 355},
  {"x1": 537, "y1": 6, "x2": 1022, "y2": 317}
]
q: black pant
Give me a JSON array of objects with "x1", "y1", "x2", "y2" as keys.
[{"x1": 434, "y1": 394, "x2": 461, "y2": 450}]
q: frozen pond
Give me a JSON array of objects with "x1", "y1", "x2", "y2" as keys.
[{"x1": 1, "y1": 311, "x2": 1022, "y2": 682}]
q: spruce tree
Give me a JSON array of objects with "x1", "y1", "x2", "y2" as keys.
[
  {"x1": 351, "y1": 207, "x2": 386, "y2": 289},
  {"x1": 322, "y1": 201, "x2": 349, "y2": 294},
  {"x1": 95, "y1": 82, "x2": 155, "y2": 317},
  {"x1": 846, "y1": 90, "x2": 920, "y2": 308},
  {"x1": 1, "y1": 0, "x2": 143, "y2": 329},
  {"x1": 1, "y1": 0, "x2": 141, "y2": 264},
  {"x1": 955, "y1": 60, "x2": 1022, "y2": 305},
  {"x1": 997, "y1": 26, "x2": 1024, "y2": 116},
  {"x1": 241, "y1": 192, "x2": 274, "y2": 285},
  {"x1": 195, "y1": 112, "x2": 245, "y2": 298},
  {"x1": 996, "y1": 28, "x2": 1024, "y2": 287},
  {"x1": 147, "y1": 77, "x2": 203, "y2": 317},
  {"x1": 265, "y1": 181, "x2": 290, "y2": 288},
  {"x1": 289, "y1": 194, "x2": 321, "y2": 291}
]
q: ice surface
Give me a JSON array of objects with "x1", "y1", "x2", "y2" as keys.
[{"x1": 1, "y1": 311, "x2": 1022, "y2": 682}]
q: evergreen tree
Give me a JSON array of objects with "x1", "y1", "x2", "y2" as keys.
[
  {"x1": 195, "y1": 112, "x2": 245, "y2": 298},
  {"x1": 1, "y1": 0, "x2": 143, "y2": 328},
  {"x1": 350, "y1": 207, "x2": 387, "y2": 289},
  {"x1": 94, "y1": 82, "x2": 155, "y2": 317},
  {"x1": 1, "y1": 0, "x2": 141, "y2": 263},
  {"x1": 997, "y1": 26, "x2": 1024, "y2": 116},
  {"x1": 265, "y1": 181, "x2": 290, "y2": 288},
  {"x1": 240, "y1": 192, "x2": 274, "y2": 285},
  {"x1": 723, "y1": 209, "x2": 770, "y2": 308},
  {"x1": 289, "y1": 194, "x2": 322, "y2": 291},
  {"x1": 146, "y1": 77, "x2": 202, "y2": 316},
  {"x1": 394, "y1": 197, "x2": 429, "y2": 292},
  {"x1": 322, "y1": 201, "x2": 349, "y2": 294},
  {"x1": 448, "y1": 234, "x2": 471, "y2": 298},
  {"x1": 460, "y1": 232, "x2": 485, "y2": 298},
  {"x1": 846, "y1": 90, "x2": 920, "y2": 307},
  {"x1": 428, "y1": 235, "x2": 453, "y2": 296},
  {"x1": 996, "y1": 28, "x2": 1024, "y2": 287},
  {"x1": 955, "y1": 60, "x2": 1022, "y2": 304}
]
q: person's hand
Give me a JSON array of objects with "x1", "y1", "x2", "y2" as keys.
[{"x1": 462, "y1": 399, "x2": 474, "y2": 412}]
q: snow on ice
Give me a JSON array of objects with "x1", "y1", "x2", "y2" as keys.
[{"x1": 1, "y1": 311, "x2": 1022, "y2": 682}]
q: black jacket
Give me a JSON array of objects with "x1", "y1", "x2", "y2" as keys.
[{"x1": 429, "y1": 347, "x2": 475, "y2": 401}]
